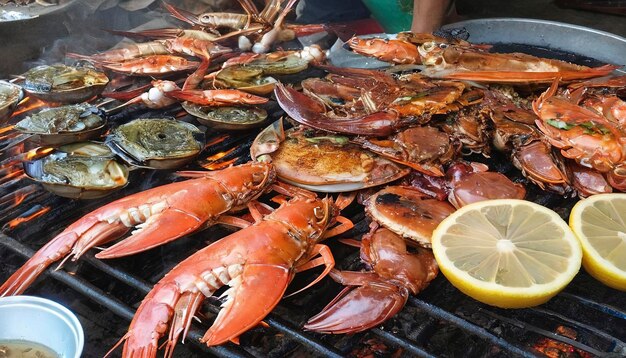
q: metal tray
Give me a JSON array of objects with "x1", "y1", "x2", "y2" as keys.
[
  {"x1": 441, "y1": 18, "x2": 626, "y2": 68},
  {"x1": 328, "y1": 18, "x2": 626, "y2": 71}
]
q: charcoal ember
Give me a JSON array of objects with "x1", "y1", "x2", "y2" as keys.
[
  {"x1": 348, "y1": 337, "x2": 399, "y2": 358},
  {"x1": 533, "y1": 326, "x2": 593, "y2": 358}
]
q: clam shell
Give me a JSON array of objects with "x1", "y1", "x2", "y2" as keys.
[{"x1": 249, "y1": 54, "x2": 309, "y2": 75}]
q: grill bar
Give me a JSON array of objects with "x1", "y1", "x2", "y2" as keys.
[
  {"x1": 529, "y1": 307, "x2": 626, "y2": 349},
  {"x1": 0, "y1": 233, "x2": 252, "y2": 358},
  {"x1": 480, "y1": 310, "x2": 607, "y2": 357},
  {"x1": 83, "y1": 253, "x2": 153, "y2": 293},
  {"x1": 408, "y1": 297, "x2": 538, "y2": 357},
  {"x1": 370, "y1": 328, "x2": 436, "y2": 358},
  {"x1": 560, "y1": 292, "x2": 626, "y2": 320}
]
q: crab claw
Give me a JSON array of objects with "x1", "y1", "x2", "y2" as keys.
[
  {"x1": 607, "y1": 164, "x2": 626, "y2": 191},
  {"x1": 274, "y1": 83, "x2": 403, "y2": 136},
  {"x1": 304, "y1": 270, "x2": 408, "y2": 334}
]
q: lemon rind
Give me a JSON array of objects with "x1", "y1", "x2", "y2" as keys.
[{"x1": 570, "y1": 194, "x2": 626, "y2": 291}]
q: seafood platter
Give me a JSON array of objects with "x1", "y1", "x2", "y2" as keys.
[{"x1": 0, "y1": 1, "x2": 625, "y2": 357}]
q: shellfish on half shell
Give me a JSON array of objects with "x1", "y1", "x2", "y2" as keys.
[
  {"x1": 23, "y1": 142, "x2": 129, "y2": 199},
  {"x1": 105, "y1": 118, "x2": 205, "y2": 169}
]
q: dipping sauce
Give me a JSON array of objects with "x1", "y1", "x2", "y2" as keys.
[{"x1": 0, "y1": 340, "x2": 59, "y2": 358}]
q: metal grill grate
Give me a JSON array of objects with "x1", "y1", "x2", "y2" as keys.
[{"x1": 1, "y1": 104, "x2": 625, "y2": 358}]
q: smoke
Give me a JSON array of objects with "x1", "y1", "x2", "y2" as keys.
[{"x1": 2, "y1": 0, "x2": 227, "y2": 76}]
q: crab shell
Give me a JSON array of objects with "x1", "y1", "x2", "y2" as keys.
[
  {"x1": 361, "y1": 227, "x2": 439, "y2": 294},
  {"x1": 512, "y1": 140, "x2": 572, "y2": 195},
  {"x1": 354, "y1": 126, "x2": 458, "y2": 177},
  {"x1": 250, "y1": 121, "x2": 410, "y2": 193},
  {"x1": 440, "y1": 105, "x2": 491, "y2": 156},
  {"x1": 365, "y1": 186, "x2": 456, "y2": 247},
  {"x1": 448, "y1": 171, "x2": 526, "y2": 209},
  {"x1": 568, "y1": 161, "x2": 613, "y2": 197}
]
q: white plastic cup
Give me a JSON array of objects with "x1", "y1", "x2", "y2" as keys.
[{"x1": 0, "y1": 296, "x2": 84, "y2": 358}]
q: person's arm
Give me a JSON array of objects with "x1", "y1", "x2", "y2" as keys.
[{"x1": 411, "y1": 0, "x2": 451, "y2": 33}]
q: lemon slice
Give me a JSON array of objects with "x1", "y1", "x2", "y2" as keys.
[
  {"x1": 569, "y1": 194, "x2": 626, "y2": 291},
  {"x1": 432, "y1": 199, "x2": 582, "y2": 308}
]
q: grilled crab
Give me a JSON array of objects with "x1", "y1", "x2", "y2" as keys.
[{"x1": 250, "y1": 120, "x2": 410, "y2": 192}]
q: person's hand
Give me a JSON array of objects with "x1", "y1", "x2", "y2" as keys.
[{"x1": 410, "y1": 0, "x2": 452, "y2": 33}]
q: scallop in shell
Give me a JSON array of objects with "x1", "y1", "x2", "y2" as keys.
[
  {"x1": 20, "y1": 64, "x2": 109, "y2": 103},
  {"x1": 106, "y1": 118, "x2": 205, "y2": 169},
  {"x1": 15, "y1": 103, "x2": 106, "y2": 146},
  {"x1": 23, "y1": 142, "x2": 129, "y2": 199},
  {"x1": 0, "y1": 80, "x2": 24, "y2": 122},
  {"x1": 182, "y1": 103, "x2": 268, "y2": 130}
]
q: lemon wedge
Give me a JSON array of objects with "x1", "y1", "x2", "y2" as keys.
[
  {"x1": 569, "y1": 194, "x2": 626, "y2": 291},
  {"x1": 431, "y1": 199, "x2": 582, "y2": 308}
]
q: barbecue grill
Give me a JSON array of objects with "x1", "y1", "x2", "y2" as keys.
[
  {"x1": 1, "y1": 104, "x2": 625, "y2": 357},
  {"x1": 0, "y1": 4, "x2": 625, "y2": 357}
]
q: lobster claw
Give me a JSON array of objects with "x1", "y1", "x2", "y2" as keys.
[
  {"x1": 304, "y1": 270, "x2": 408, "y2": 334},
  {"x1": 95, "y1": 209, "x2": 205, "y2": 259},
  {"x1": 274, "y1": 82, "x2": 401, "y2": 136},
  {"x1": 202, "y1": 264, "x2": 291, "y2": 345}
]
